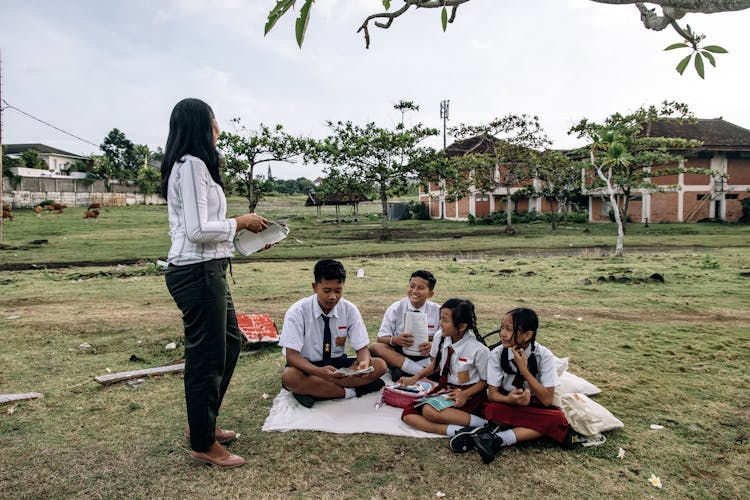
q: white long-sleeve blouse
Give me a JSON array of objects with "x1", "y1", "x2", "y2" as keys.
[{"x1": 166, "y1": 155, "x2": 237, "y2": 265}]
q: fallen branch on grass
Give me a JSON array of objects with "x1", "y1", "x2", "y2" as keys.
[
  {"x1": 94, "y1": 363, "x2": 185, "y2": 385},
  {"x1": 0, "y1": 392, "x2": 44, "y2": 405}
]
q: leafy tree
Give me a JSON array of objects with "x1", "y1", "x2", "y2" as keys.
[
  {"x1": 136, "y1": 165, "x2": 161, "y2": 195},
  {"x1": 435, "y1": 114, "x2": 549, "y2": 233},
  {"x1": 100, "y1": 128, "x2": 139, "y2": 181},
  {"x1": 394, "y1": 99, "x2": 419, "y2": 125},
  {"x1": 312, "y1": 120, "x2": 437, "y2": 236},
  {"x1": 569, "y1": 101, "x2": 703, "y2": 256},
  {"x1": 19, "y1": 149, "x2": 47, "y2": 169},
  {"x1": 273, "y1": 177, "x2": 315, "y2": 194},
  {"x1": 265, "y1": 0, "x2": 744, "y2": 77},
  {"x1": 534, "y1": 150, "x2": 583, "y2": 230},
  {"x1": 2, "y1": 146, "x2": 22, "y2": 184},
  {"x1": 218, "y1": 120, "x2": 304, "y2": 212},
  {"x1": 312, "y1": 170, "x2": 372, "y2": 222}
]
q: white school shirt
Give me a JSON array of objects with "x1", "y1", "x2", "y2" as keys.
[
  {"x1": 430, "y1": 331, "x2": 489, "y2": 386},
  {"x1": 166, "y1": 155, "x2": 237, "y2": 265},
  {"x1": 377, "y1": 298, "x2": 441, "y2": 338},
  {"x1": 279, "y1": 295, "x2": 370, "y2": 362},
  {"x1": 486, "y1": 342, "x2": 559, "y2": 393}
]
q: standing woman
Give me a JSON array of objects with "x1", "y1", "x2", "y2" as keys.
[{"x1": 161, "y1": 98, "x2": 268, "y2": 468}]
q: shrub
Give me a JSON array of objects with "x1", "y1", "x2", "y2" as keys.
[
  {"x1": 409, "y1": 201, "x2": 431, "y2": 220},
  {"x1": 739, "y1": 196, "x2": 750, "y2": 224},
  {"x1": 468, "y1": 209, "x2": 588, "y2": 225}
]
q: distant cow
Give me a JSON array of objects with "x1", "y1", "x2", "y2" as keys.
[
  {"x1": 47, "y1": 203, "x2": 67, "y2": 212},
  {"x1": 33, "y1": 205, "x2": 43, "y2": 216},
  {"x1": 51, "y1": 209, "x2": 64, "y2": 215},
  {"x1": 2, "y1": 209, "x2": 13, "y2": 221},
  {"x1": 84, "y1": 209, "x2": 100, "y2": 220},
  {"x1": 87, "y1": 203, "x2": 101, "y2": 210}
]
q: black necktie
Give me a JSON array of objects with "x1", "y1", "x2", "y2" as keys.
[
  {"x1": 322, "y1": 315, "x2": 331, "y2": 362},
  {"x1": 501, "y1": 347, "x2": 538, "y2": 389}
]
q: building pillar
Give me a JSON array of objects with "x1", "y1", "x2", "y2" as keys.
[
  {"x1": 642, "y1": 189, "x2": 650, "y2": 223},
  {"x1": 677, "y1": 171, "x2": 684, "y2": 222}
]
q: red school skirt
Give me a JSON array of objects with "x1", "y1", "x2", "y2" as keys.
[{"x1": 484, "y1": 401, "x2": 569, "y2": 444}]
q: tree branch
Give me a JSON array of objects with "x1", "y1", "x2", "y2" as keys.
[
  {"x1": 356, "y1": 0, "x2": 470, "y2": 48},
  {"x1": 591, "y1": 0, "x2": 750, "y2": 13}
]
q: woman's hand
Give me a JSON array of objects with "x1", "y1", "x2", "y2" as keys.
[{"x1": 235, "y1": 213, "x2": 269, "y2": 233}]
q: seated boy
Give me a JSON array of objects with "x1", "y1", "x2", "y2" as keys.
[
  {"x1": 370, "y1": 270, "x2": 441, "y2": 381},
  {"x1": 280, "y1": 259, "x2": 387, "y2": 408}
]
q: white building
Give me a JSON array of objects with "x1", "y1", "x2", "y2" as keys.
[{"x1": 5, "y1": 143, "x2": 89, "y2": 179}]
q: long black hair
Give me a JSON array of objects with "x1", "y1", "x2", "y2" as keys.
[
  {"x1": 504, "y1": 307, "x2": 539, "y2": 349},
  {"x1": 160, "y1": 98, "x2": 223, "y2": 199},
  {"x1": 434, "y1": 298, "x2": 486, "y2": 371}
]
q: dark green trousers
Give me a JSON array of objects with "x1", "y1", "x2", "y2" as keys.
[{"x1": 165, "y1": 258, "x2": 241, "y2": 452}]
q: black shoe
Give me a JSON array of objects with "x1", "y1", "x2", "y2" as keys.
[
  {"x1": 292, "y1": 392, "x2": 315, "y2": 408},
  {"x1": 449, "y1": 426, "x2": 483, "y2": 453},
  {"x1": 390, "y1": 368, "x2": 403, "y2": 382},
  {"x1": 355, "y1": 378, "x2": 385, "y2": 397},
  {"x1": 473, "y1": 429, "x2": 504, "y2": 464}
]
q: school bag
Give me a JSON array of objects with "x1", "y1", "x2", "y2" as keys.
[
  {"x1": 382, "y1": 379, "x2": 436, "y2": 408},
  {"x1": 558, "y1": 392, "x2": 624, "y2": 444}
]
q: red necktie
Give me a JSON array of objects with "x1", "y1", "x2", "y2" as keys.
[{"x1": 435, "y1": 345, "x2": 454, "y2": 391}]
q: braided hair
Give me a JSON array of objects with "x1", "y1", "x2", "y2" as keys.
[
  {"x1": 504, "y1": 307, "x2": 538, "y2": 349},
  {"x1": 433, "y1": 298, "x2": 486, "y2": 371},
  {"x1": 500, "y1": 307, "x2": 540, "y2": 384}
]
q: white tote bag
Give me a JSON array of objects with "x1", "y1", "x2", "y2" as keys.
[{"x1": 559, "y1": 392, "x2": 624, "y2": 437}]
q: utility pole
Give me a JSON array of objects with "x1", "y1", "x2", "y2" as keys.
[
  {"x1": 0, "y1": 49, "x2": 4, "y2": 243},
  {"x1": 440, "y1": 99, "x2": 449, "y2": 150},
  {"x1": 439, "y1": 99, "x2": 450, "y2": 219}
]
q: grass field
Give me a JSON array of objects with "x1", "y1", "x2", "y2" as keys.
[
  {"x1": 1, "y1": 198, "x2": 749, "y2": 498},
  {"x1": 1, "y1": 195, "x2": 749, "y2": 267}
]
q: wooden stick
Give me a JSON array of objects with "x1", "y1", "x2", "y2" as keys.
[
  {"x1": 94, "y1": 363, "x2": 185, "y2": 385},
  {"x1": 0, "y1": 392, "x2": 44, "y2": 405}
]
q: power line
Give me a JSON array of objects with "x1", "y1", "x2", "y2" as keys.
[{"x1": 0, "y1": 98, "x2": 99, "y2": 149}]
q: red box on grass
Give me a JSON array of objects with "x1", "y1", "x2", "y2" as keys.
[{"x1": 236, "y1": 313, "x2": 279, "y2": 344}]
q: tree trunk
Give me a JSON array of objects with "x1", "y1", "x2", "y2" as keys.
[
  {"x1": 621, "y1": 188, "x2": 631, "y2": 234},
  {"x1": 380, "y1": 187, "x2": 391, "y2": 239},
  {"x1": 505, "y1": 191, "x2": 514, "y2": 232},
  {"x1": 596, "y1": 166, "x2": 625, "y2": 256},
  {"x1": 548, "y1": 199, "x2": 557, "y2": 230},
  {"x1": 380, "y1": 190, "x2": 389, "y2": 230},
  {"x1": 246, "y1": 165, "x2": 256, "y2": 212}
]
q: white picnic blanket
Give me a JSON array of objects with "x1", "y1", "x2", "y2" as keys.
[
  {"x1": 262, "y1": 377, "x2": 442, "y2": 438},
  {"x1": 262, "y1": 370, "x2": 601, "y2": 437}
]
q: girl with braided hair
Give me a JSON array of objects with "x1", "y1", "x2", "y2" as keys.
[
  {"x1": 450, "y1": 307, "x2": 571, "y2": 464},
  {"x1": 400, "y1": 298, "x2": 490, "y2": 437}
]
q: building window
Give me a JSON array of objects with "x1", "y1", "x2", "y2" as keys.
[
  {"x1": 600, "y1": 200, "x2": 612, "y2": 217},
  {"x1": 630, "y1": 195, "x2": 642, "y2": 201},
  {"x1": 725, "y1": 194, "x2": 739, "y2": 200},
  {"x1": 697, "y1": 194, "x2": 709, "y2": 201}
]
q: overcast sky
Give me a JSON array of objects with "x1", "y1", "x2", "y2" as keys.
[{"x1": 1, "y1": 0, "x2": 749, "y2": 179}]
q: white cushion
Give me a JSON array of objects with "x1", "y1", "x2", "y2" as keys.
[
  {"x1": 553, "y1": 356, "x2": 569, "y2": 376},
  {"x1": 557, "y1": 371, "x2": 601, "y2": 395}
]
